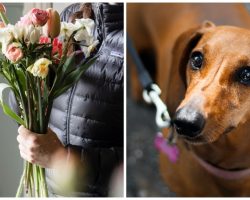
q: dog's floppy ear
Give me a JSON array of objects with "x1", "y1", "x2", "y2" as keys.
[{"x1": 166, "y1": 21, "x2": 215, "y2": 116}]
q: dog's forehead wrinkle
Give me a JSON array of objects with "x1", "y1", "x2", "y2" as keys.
[
  {"x1": 199, "y1": 55, "x2": 226, "y2": 91},
  {"x1": 199, "y1": 27, "x2": 250, "y2": 53}
]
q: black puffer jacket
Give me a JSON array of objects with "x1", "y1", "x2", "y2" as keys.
[
  {"x1": 10, "y1": 3, "x2": 123, "y2": 197},
  {"x1": 47, "y1": 3, "x2": 123, "y2": 197}
]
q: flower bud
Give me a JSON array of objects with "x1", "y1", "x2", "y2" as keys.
[
  {"x1": 43, "y1": 8, "x2": 60, "y2": 39},
  {"x1": 0, "y1": 22, "x2": 4, "y2": 28},
  {"x1": 0, "y1": 3, "x2": 9, "y2": 25},
  {"x1": 0, "y1": 4, "x2": 6, "y2": 13}
]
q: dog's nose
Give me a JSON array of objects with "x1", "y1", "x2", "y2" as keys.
[{"x1": 173, "y1": 107, "x2": 205, "y2": 137}]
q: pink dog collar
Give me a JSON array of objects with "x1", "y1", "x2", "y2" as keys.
[
  {"x1": 155, "y1": 132, "x2": 250, "y2": 179},
  {"x1": 192, "y1": 152, "x2": 250, "y2": 180}
]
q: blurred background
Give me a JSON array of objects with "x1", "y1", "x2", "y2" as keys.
[
  {"x1": 127, "y1": 3, "x2": 250, "y2": 197},
  {"x1": 0, "y1": 3, "x2": 71, "y2": 197}
]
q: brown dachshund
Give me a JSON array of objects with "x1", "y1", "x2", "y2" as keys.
[{"x1": 128, "y1": 3, "x2": 250, "y2": 196}]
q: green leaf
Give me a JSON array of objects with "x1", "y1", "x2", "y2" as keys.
[
  {"x1": 16, "y1": 68, "x2": 26, "y2": 92},
  {"x1": 0, "y1": 83, "x2": 25, "y2": 125},
  {"x1": 53, "y1": 56, "x2": 98, "y2": 98}
]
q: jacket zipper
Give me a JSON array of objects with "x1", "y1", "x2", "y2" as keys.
[{"x1": 66, "y1": 84, "x2": 77, "y2": 145}]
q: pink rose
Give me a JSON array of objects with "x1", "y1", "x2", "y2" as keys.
[
  {"x1": 5, "y1": 43, "x2": 23, "y2": 63},
  {"x1": 29, "y1": 8, "x2": 49, "y2": 26}
]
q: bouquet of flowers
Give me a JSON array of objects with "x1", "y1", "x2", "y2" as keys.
[{"x1": 0, "y1": 4, "x2": 98, "y2": 197}]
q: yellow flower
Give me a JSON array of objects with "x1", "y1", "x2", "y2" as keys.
[{"x1": 27, "y1": 58, "x2": 51, "y2": 79}]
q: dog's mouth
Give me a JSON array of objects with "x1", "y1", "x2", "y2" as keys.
[
  {"x1": 175, "y1": 125, "x2": 236, "y2": 145},
  {"x1": 178, "y1": 134, "x2": 212, "y2": 145}
]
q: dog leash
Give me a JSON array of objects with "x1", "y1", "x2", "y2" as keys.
[
  {"x1": 127, "y1": 35, "x2": 171, "y2": 128},
  {"x1": 127, "y1": 35, "x2": 179, "y2": 162}
]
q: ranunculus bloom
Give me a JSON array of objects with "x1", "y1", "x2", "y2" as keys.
[
  {"x1": 52, "y1": 37, "x2": 62, "y2": 57},
  {"x1": 39, "y1": 36, "x2": 51, "y2": 44},
  {"x1": 27, "y1": 58, "x2": 51, "y2": 79},
  {"x1": 30, "y1": 8, "x2": 49, "y2": 26},
  {"x1": 5, "y1": 42, "x2": 23, "y2": 63},
  {"x1": 17, "y1": 14, "x2": 32, "y2": 26}
]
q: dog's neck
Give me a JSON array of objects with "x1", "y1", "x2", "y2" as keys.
[{"x1": 188, "y1": 122, "x2": 250, "y2": 170}]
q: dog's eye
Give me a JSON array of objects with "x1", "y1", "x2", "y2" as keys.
[
  {"x1": 238, "y1": 68, "x2": 250, "y2": 85},
  {"x1": 190, "y1": 51, "x2": 203, "y2": 70}
]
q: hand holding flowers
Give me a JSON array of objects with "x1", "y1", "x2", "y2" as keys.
[{"x1": 17, "y1": 125, "x2": 67, "y2": 169}]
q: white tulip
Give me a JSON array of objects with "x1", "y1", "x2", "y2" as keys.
[
  {"x1": 0, "y1": 25, "x2": 15, "y2": 54},
  {"x1": 24, "y1": 25, "x2": 41, "y2": 44},
  {"x1": 81, "y1": 40, "x2": 99, "y2": 58},
  {"x1": 74, "y1": 18, "x2": 95, "y2": 36},
  {"x1": 13, "y1": 25, "x2": 25, "y2": 41},
  {"x1": 74, "y1": 28, "x2": 94, "y2": 45},
  {"x1": 0, "y1": 24, "x2": 14, "y2": 44},
  {"x1": 60, "y1": 22, "x2": 77, "y2": 39}
]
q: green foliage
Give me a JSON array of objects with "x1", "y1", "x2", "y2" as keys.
[
  {"x1": 52, "y1": 55, "x2": 98, "y2": 98},
  {"x1": 0, "y1": 83, "x2": 25, "y2": 125}
]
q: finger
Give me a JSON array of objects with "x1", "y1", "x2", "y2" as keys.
[
  {"x1": 18, "y1": 144, "x2": 27, "y2": 154},
  {"x1": 19, "y1": 143, "x2": 38, "y2": 157},
  {"x1": 18, "y1": 125, "x2": 33, "y2": 136},
  {"x1": 17, "y1": 126, "x2": 40, "y2": 147},
  {"x1": 19, "y1": 151, "x2": 35, "y2": 164}
]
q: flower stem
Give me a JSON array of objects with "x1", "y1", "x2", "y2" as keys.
[
  {"x1": 37, "y1": 78, "x2": 45, "y2": 133},
  {"x1": 15, "y1": 166, "x2": 26, "y2": 197},
  {"x1": 0, "y1": 11, "x2": 9, "y2": 25},
  {"x1": 34, "y1": 165, "x2": 39, "y2": 197},
  {"x1": 39, "y1": 167, "x2": 48, "y2": 197}
]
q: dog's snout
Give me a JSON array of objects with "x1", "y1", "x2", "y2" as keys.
[{"x1": 173, "y1": 107, "x2": 205, "y2": 138}]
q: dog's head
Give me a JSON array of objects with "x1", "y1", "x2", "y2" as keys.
[{"x1": 168, "y1": 21, "x2": 250, "y2": 144}]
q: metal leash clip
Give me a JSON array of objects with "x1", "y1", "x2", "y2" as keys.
[{"x1": 143, "y1": 84, "x2": 171, "y2": 128}]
